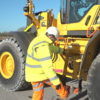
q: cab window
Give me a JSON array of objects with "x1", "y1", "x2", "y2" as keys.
[
  {"x1": 60, "y1": 0, "x2": 67, "y2": 23},
  {"x1": 69, "y1": 0, "x2": 98, "y2": 23}
]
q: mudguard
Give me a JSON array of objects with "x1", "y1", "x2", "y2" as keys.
[
  {"x1": 80, "y1": 30, "x2": 100, "y2": 70},
  {"x1": 9, "y1": 31, "x2": 36, "y2": 55}
]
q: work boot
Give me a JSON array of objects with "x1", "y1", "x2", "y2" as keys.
[
  {"x1": 62, "y1": 86, "x2": 70, "y2": 100},
  {"x1": 63, "y1": 86, "x2": 77, "y2": 100},
  {"x1": 52, "y1": 86, "x2": 71, "y2": 100},
  {"x1": 63, "y1": 86, "x2": 79, "y2": 100}
]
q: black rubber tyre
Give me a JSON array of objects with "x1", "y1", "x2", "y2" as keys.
[
  {"x1": 0, "y1": 38, "x2": 31, "y2": 91},
  {"x1": 87, "y1": 54, "x2": 100, "y2": 100}
]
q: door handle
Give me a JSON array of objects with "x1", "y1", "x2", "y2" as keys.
[{"x1": 85, "y1": 15, "x2": 91, "y2": 25}]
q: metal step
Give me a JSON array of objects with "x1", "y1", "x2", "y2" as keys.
[{"x1": 66, "y1": 78, "x2": 87, "y2": 89}]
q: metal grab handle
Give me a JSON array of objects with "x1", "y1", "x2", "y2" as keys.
[
  {"x1": 56, "y1": 37, "x2": 66, "y2": 49},
  {"x1": 86, "y1": 26, "x2": 99, "y2": 38}
]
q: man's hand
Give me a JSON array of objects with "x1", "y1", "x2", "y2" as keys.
[{"x1": 56, "y1": 84, "x2": 61, "y2": 90}]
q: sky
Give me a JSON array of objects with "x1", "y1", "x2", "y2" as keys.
[{"x1": 0, "y1": 0, "x2": 60, "y2": 32}]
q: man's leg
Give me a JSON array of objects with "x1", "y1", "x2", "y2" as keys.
[
  {"x1": 44, "y1": 79, "x2": 68, "y2": 99},
  {"x1": 31, "y1": 81, "x2": 44, "y2": 100}
]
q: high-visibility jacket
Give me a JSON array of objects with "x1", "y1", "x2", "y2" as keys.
[{"x1": 25, "y1": 32, "x2": 64, "y2": 85}]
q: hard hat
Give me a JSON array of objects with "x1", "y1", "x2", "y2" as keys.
[{"x1": 46, "y1": 26, "x2": 60, "y2": 39}]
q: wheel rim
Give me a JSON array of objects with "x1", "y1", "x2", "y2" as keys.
[{"x1": 0, "y1": 52, "x2": 15, "y2": 79}]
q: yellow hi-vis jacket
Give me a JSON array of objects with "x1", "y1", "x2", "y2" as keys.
[{"x1": 25, "y1": 32, "x2": 64, "y2": 85}]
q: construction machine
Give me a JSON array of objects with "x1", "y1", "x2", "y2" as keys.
[{"x1": 0, "y1": 0, "x2": 100, "y2": 99}]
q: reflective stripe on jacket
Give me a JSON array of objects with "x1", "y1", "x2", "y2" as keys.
[{"x1": 25, "y1": 32, "x2": 64, "y2": 85}]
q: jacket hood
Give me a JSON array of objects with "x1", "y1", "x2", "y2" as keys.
[{"x1": 40, "y1": 32, "x2": 53, "y2": 44}]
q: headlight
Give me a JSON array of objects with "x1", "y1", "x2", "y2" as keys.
[{"x1": 23, "y1": 7, "x2": 29, "y2": 12}]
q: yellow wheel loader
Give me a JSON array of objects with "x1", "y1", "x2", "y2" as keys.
[{"x1": 0, "y1": 0, "x2": 100, "y2": 99}]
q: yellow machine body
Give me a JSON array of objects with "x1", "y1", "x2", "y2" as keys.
[
  {"x1": 37, "y1": 12, "x2": 57, "y2": 35},
  {"x1": 24, "y1": 0, "x2": 100, "y2": 81},
  {"x1": 54, "y1": 5, "x2": 100, "y2": 81}
]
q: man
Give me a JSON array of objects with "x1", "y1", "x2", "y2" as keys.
[{"x1": 25, "y1": 26, "x2": 69, "y2": 100}]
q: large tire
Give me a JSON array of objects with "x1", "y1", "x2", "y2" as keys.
[
  {"x1": 87, "y1": 54, "x2": 100, "y2": 100},
  {"x1": 0, "y1": 38, "x2": 31, "y2": 91}
]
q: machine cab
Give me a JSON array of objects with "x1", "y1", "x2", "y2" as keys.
[{"x1": 58, "y1": 0, "x2": 99, "y2": 36}]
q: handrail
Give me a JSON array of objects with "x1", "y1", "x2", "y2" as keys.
[
  {"x1": 86, "y1": 26, "x2": 99, "y2": 38},
  {"x1": 56, "y1": 37, "x2": 66, "y2": 49}
]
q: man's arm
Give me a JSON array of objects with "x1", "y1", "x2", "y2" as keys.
[{"x1": 49, "y1": 44, "x2": 64, "y2": 54}]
